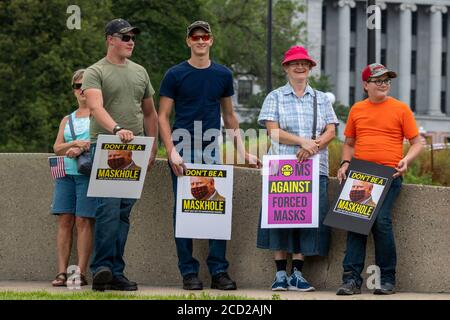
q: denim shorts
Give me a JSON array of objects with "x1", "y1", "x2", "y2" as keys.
[{"x1": 51, "y1": 174, "x2": 96, "y2": 218}]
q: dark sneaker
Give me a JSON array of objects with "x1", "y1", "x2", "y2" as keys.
[
  {"x1": 92, "y1": 267, "x2": 113, "y2": 291},
  {"x1": 271, "y1": 271, "x2": 288, "y2": 291},
  {"x1": 336, "y1": 279, "x2": 361, "y2": 295},
  {"x1": 287, "y1": 269, "x2": 315, "y2": 292},
  {"x1": 374, "y1": 283, "x2": 395, "y2": 295},
  {"x1": 211, "y1": 272, "x2": 237, "y2": 290},
  {"x1": 109, "y1": 275, "x2": 138, "y2": 291},
  {"x1": 183, "y1": 273, "x2": 203, "y2": 290}
]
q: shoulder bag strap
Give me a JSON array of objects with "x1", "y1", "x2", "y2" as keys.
[
  {"x1": 67, "y1": 112, "x2": 77, "y2": 141},
  {"x1": 312, "y1": 90, "x2": 317, "y2": 140}
]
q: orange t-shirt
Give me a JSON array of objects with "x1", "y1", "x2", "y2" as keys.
[{"x1": 344, "y1": 97, "x2": 419, "y2": 168}]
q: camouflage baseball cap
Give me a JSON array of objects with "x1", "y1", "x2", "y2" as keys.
[
  {"x1": 362, "y1": 63, "x2": 397, "y2": 81},
  {"x1": 187, "y1": 21, "x2": 212, "y2": 36}
]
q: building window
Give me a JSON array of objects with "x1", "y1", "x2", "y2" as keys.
[
  {"x1": 381, "y1": 49, "x2": 386, "y2": 66},
  {"x1": 322, "y1": 5, "x2": 327, "y2": 31},
  {"x1": 443, "y1": 12, "x2": 448, "y2": 38},
  {"x1": 350, "y1": 7, "x2": 356, "y2": 32},
  {"x1": 412, "y1": 11, "x2": 417, "y2": 36},
  {"x1": 441, "y1": 91, "x2": 447, "y2": 114},
  {"x1": 443, "y1": 52, "x2": 447, "y2": 76},
  {"x1": 411, "y1": 50, "x2": 417, "y2": 75},
  {"x1": 410, "y1": 89, "x2": 416, "y2": 112},
  {"x1": 321, "y1": 45, "x2": 326, "y2": 71},
  {"x1": 238, "y1": 79, "x2": 253, "y2": 105},
  {"x1": 381, "y1": 9, "x2": 387, "y2": 34},
  {"x1": 350, "y1": 47, "x2": 356, "y2": 71},
  {"x1": 349, "y1": 87, "x2": 355, "y2": 106}
]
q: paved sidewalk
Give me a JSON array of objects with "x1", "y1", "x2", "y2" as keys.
[{"x1": 1, "y1": 281, "x2": 449, "y2": 300}]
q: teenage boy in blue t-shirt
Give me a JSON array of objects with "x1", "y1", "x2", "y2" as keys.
[{"x1": 158, "y1": 21, "x2": 261, "y2": 291}]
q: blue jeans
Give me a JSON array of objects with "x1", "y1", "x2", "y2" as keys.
[
  {"x1": 169, "y1": 162, "x2": 229, "y2": 277},
  {"x1": 89, "y1": 144, "x2": 137, "y2": 277},
  {"x1": 342, "y1": 177, "x2": 403, "y2": 287}
]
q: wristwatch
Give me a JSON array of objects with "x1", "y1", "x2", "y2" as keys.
[
  {"x1": 112, "y1": 125, "x2": 124, "y2": 135},
  {"x1": 339, "y1": 160, "x2": 351, "y2": 168}
]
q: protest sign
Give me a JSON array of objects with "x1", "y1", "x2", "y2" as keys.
[
  {"x1": 87, "y1": 134, "x2": 154, "y2": 199},
  {"x1": 324, "y1": 158, "x2": 395, "y2": 235},
  {"x1": 175, "y1": 163, "x2": 233, "y2": 240},
  {"x1": 261, "y1": 154, "x2": 319, "y2": 228}
]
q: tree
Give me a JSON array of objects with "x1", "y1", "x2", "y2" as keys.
[
  {"x1": 110, "y1": 0, "x2": 209, "y2": 101},
  {"x1": 0, "y1": 0, "x2": 113, "y2": 152},
  {"x1": 0, "y1": 0, "x2": 306, "y2": 152},
  {"x1": 204, "y1": 0, "x2": 305, "y2": 90}
]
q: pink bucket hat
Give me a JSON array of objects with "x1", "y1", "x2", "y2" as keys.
[{"x1": 282, "y1": 45, "x2": 317, "y2": 66}]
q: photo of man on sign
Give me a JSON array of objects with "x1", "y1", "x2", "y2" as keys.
[
  {"x1": 349, "y1": 180, "x2": 377, "y2": 207},
  {"x1": 107, "y1": 150, "x2": 141, "y2": 171},
  {"x1": 175, "y1": 163, "x2": 233, "y2": 241},
  {"x1": 190, "y1": 176, "x2": 225, "y2": 201}
]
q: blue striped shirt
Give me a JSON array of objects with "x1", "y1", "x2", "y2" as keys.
[{"x1": 258, "y1": 83, "x2": 339, "y2": 176}]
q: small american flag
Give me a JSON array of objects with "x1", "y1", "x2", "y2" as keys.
[{"x1": 48, "y1": 156, "x2": 66, "y2": 179}]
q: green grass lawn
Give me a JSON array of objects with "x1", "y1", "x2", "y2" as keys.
[{"x1": 0, "y1": 291, "x2": 281, "y2": 300}]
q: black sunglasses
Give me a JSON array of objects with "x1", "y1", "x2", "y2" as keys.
[
  {"x1": 113, "y1": 34, "x2": 136, "y2": 42},
  {"x1": 367, "y1": 79, "x2": 391, "y2": 86},
  {"x1": 72, "y1": 83, "x2": 82, "y2": 90}
]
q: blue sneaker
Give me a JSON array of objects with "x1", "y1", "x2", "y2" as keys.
[
  {"x1": 287, "y1": 268, "x2": 315, "y2": 292},
  {"x1": 271, "y1": 271, "x2": 288, "y2": 291}
]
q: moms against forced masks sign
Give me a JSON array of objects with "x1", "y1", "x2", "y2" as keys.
[
  {"x1": 261, "y1": 155, "x2": 320, "y2": 228},
  {"x1": 175, "y1": 164, "x2": 233, "y2": 240},
  {"x1": 87, "y1": 134, "x2": 154, "y2": 199},
  {"x1": 324, "y1": 158, "x2": 395, "y2": 235}
]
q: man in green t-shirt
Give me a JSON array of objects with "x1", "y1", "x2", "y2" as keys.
[{"x1": 82, "y1": 18, "x2": 158, "y2": 291}]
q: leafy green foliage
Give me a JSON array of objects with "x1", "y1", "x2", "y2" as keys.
[
  {"x1": 1, "y1": 0, "x2": 304, "y2": 152},
  {"x1": 0, "y1": 0, "x2": 112, "y2": 152},
  {"x1": 110, "y1": 0, "x2": 207, "y2": 102},
  {"x1": 205, "y1": 0, "x2": 304, "y2": 90},
  {"x1": 403, "y1": 146, "x2": 450, "y2": 186}
]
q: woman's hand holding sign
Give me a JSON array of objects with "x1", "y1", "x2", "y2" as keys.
[
  {"x1": 65, "y1": 146, "x2": 83, "y2": 158},
  {"x1": 296, "y1": 138, "x2": 320, "y2": 162},
  {"x1": 300, "y1": 138, "x2": 320, "y2": 155}
]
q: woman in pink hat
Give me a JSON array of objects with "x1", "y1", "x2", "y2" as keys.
[{"x1": 257, "y1": 46, "x2": 339, "y2": 291}]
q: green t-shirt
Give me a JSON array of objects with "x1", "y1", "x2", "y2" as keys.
[{"x1": 81, "y1": 57, "x2": 155, "y2": 142}]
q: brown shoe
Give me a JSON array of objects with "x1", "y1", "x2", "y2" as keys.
[
  {"x1": 80, "y1": 274, "x2": 88, "y2": 286},
  {"x1": 51, "y1": 272, "x2": 67, "y2": 287}
]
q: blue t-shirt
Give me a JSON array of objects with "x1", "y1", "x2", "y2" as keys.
[{"x1": 159, "y1": 61, "x2": 234, "y2": 153}]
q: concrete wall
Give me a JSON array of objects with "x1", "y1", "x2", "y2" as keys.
[{"x1": 0, "y1": 154, "x2": 449, "y2": 293}]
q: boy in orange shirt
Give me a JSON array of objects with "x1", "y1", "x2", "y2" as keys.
[{"x1": 336, "y1": 63, "x2": 423, "y2": 295}]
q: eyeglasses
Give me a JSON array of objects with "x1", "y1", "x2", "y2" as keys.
[
  {"x1": 190, "y1": 34, "x2": 211, "y2": 42},
  {"x1": 72, "y1": 83, "x2": 82, "y2": 90},
  {"x1": 113, "y1": 34, "x2": 136, "y2": 42},
  {"x1": 367, "y1": 79, "x2": 391, "y2": 86},
  {"x1": 286, "y1": 61, "x2": 310, "y2": 67}
]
